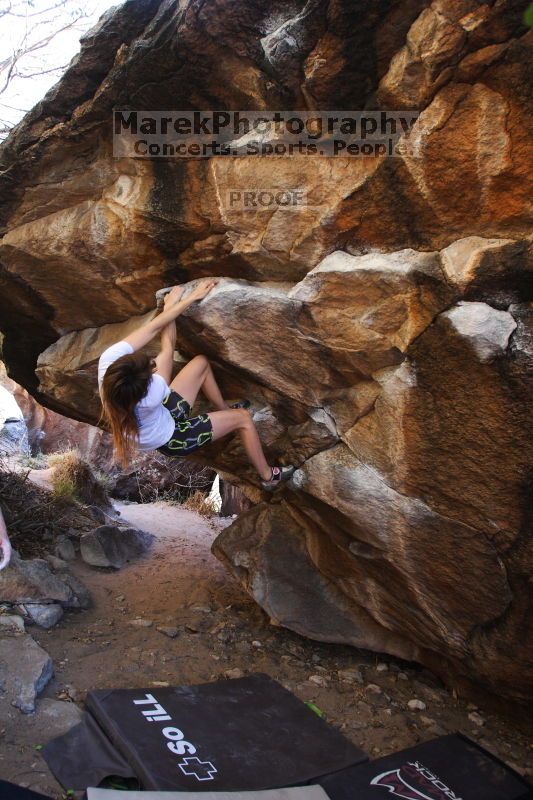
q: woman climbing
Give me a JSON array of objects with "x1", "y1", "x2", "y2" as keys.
[{"x1": 98, "y1": 280, "x2": 295, "y2": 491}]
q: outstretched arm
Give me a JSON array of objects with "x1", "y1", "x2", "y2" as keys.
[
  {"x1": 123, "y1": 279, "x2": 217, "y2": 353},
  {"x1": 154, "y1": 319, "x2": 177, "y2": 384}
]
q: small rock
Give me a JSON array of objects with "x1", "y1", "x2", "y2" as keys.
[
  {"x1": 61, "y1": 684, "x2": 82, "y2": 703},
  {"x1": 252, "y1": 640, "x2": 262, "y2": 648},
  {"x1": 0, "y1": 633, "x2": 53, "y2": 713},
  {"x1": 80, "y1": 525, "x2": 154, "y2": 569},
  {"x1": 61, "y1": 572, "x2": 91, "y2": 609},
  {"x1": 25, "y1": 604, "x2": 63, "y2": 629},
  {"x1": 468, "y1": 711, "x2": 485, "y2": 726},
  {"x1": 0, "y1": 614, "x2": 25, "y2": 631},
  {"x1": 376, "y1": 663, "x2": 388, "y2": 673},
  {"x1": 338, "y1": 668, "x2": 363, "y2": 684},
  {"x1": 36, "y1": 698, "x2": 83, "y2": 735},
  {"x1": 55, "y1": 537, "x2": 76, "y2": 561},
  {"x1": 45, "y1": 555, "x2": 69, "y2": 572},
  {"x1": 420, "y1": 715, "x2": 436, "y2": 727},
  {"x1": 397, "y1": 672, "x2": 409, "y2": 681},
  {"x1": 414, "y1": 682, "x2": 446, "y2": 704},
  {"x1": 185, "y1": 613, "x2": 209, "y2": 633},
  {"x1": 309, "y1": 674, "x2": 329, "y2": 687},
  {"x1": 408, "y1": 699, "x2": 426, "y2": 711},
  {"x1": 365, "y1": 685, "x2": 391, "y2": 707},
  {"x1": 115, "y1": 595, "x2": 126, "y2": 603},
  {"x1": 156, "y1": 626, "x2": 179, "y2": 638},
  {"x1": 129, "y1": 618, "x2": 153, "y2": 628},
  {"x1": 427, "y1": 724, "x2": 448, "y2": 737},
  {"x1": 224, "y1": 668, "x2": 244, "y2": 679}
]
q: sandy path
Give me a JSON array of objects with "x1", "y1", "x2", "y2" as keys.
[{"x1": 1, "y1": 501, "x2": 531, "y2": 796}]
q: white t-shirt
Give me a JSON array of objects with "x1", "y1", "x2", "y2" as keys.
[{"x1": 97, "y1": 341, "x2": 175, "y2": 451}]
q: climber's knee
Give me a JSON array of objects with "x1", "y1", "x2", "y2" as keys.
[
  {"x1": 236, "y1": 407, "x2": 254, "y2": 429},
  {"x1": 192, "y1": 354, "x2": 209, "y2": 372}
]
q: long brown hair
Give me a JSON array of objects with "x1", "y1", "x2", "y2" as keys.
[{"x1": 99, "y1": 352, "x2": 154, "y2": 468}]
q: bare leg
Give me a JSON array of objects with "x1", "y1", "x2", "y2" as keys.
[
  {"x1": 207, "y1": 408, "x2": 271, "y2": 481},
  {"x1": 170, "y1": 355, "x2": 228, "y2": 411}
]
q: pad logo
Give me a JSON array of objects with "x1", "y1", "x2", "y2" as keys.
[
  {"x1": 370, "y1": 762, "x2": 464, "y2": 800},
  {"x1": 179, "y1": 756, "x2": 218, "y2": 781},
  {"x1": 371, "y1": 769, "x2": 435, "y2": 800},
  {"x1": 133, "y1": 693, "x2": 219, "y2": 781}
]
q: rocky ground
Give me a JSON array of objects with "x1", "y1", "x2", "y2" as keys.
[{"x1": 0, "y1": 498, "x2": 532, "y2": 797}]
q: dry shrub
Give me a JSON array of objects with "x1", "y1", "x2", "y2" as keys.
[
  {"x1": 111, "y1": 450, "x2": 215, "y2": 504},
  {"x1": 49, "y1": 448, "x2": 109, "y2": 507},
  {"x1": 181, "y1": 490, "x2": 219, "y2": 518},
  {"x1": 0, "y1": 456, "x2": 94, "y2": 558}
]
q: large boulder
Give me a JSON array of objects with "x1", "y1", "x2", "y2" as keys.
[{"x1": 0, "y1": 0, "x2": 531, "y2": 711}]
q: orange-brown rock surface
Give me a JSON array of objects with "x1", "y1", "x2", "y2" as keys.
[{"x1": 0, "y1": 0, "x2": 531, "y2": 710}]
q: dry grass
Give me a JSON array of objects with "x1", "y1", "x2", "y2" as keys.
[
  {"x1": 48, "y1": 448, "x2": 110, "y2": 507},
  {"x1": 181, "y1": 489, "x2": 219, "y2": 518},
  {"x1": 111, "y1": 450, "x2": 216, "y2": 505},
  {"x1": 0, "y1": 456, "x2": 95, "y2": 558}
]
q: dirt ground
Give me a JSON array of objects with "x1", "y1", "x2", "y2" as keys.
[{"x1": 1, "y1": 499, "x2": 532, "y2": 797}]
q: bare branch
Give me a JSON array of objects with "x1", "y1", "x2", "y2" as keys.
[
  {"x1": 13, "y1": 60, "x2": 71, "y2": 78},
  {"x1": 0, "y1": 0, "x2": 108, "y2": 134}
]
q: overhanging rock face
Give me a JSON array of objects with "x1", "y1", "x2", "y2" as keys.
[{"x1": 0, "y1": 0, "x2": 532, "y2": 709}]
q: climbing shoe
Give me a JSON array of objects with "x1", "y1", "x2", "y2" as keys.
[
  {"x1": 230, "y1": 399, "x2": 251, "y2": 409},
  {"x1": 261, "y1": 465, "x2": 296, "y2": 492}
]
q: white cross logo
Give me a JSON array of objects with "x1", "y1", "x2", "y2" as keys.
[{"x1": 178, "y1": 756, "x2": 218, "y2": 781}]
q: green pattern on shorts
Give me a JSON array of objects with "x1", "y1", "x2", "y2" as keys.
[
  {"x1": 159, "y1": 392, "x2": 213, "y2": 457},
  {"x1": 163, "y1": 393, "x2": 190, "y2": 417}
]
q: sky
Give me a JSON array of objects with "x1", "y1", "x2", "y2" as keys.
[{"x1": 0, "y1": 0, "x2": 121, "y2": 135}]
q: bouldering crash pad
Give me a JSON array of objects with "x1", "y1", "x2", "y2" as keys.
[
  {"x1": 43, "y1": 674, "x2": 367, "y2": 792},
  {"x1": 318, "y1": 734, "x2": 532, "y2": 800}
]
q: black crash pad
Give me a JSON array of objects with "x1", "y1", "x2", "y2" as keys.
[
  {"x1": 43, "y1": 673, "x2": 367, "y2": 792},
  {"x1": 0, "y1": 780, "x2": 53, "y2": 800},
  {"x1": 318, "y1": 734, "x2": 533, "y2": 800},
  {"x1": 42, "y1": 710, "x2": 138, "y2": 792}
]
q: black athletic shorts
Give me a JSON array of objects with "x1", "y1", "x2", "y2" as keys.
[{"x1": 157, "y1": 390, "x2": 214, "y2": 457}]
